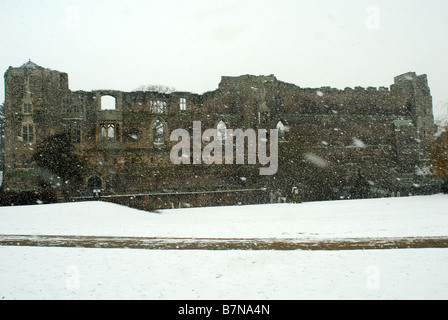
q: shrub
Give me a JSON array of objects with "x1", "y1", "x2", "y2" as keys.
[{"x1": 0, "y1": 190, "x2": 57, "y2": 206}]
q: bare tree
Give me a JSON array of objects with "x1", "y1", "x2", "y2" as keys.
[{"x1": 135, "y1": 84, "x2": 176, "y2": 94}]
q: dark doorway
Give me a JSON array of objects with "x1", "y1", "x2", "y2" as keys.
[{"x1": 87, "y1": 176, "x2": 102, "y2": 197}]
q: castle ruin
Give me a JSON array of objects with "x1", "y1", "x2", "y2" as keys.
[{"x1": 1, "y1": 60, "x2": 439, "y2": 209}]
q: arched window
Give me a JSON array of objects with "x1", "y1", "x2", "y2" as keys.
[
  {"x1": 153, "y1": 119, "x2": 165, "y2": 146},
  {"x1": 101, "y1": 95, "x2": 116, "y2": 110},
  {"x1": 217, "y1": 120, "x2": 227, "y2": 144},
  {"x1": 98, "y1": 122, "x2": 121, "y2": 143}
]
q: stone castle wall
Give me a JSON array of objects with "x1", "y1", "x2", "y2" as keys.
[{"x1": 2, "y1": 61, "x2": 439, "y2": 208}]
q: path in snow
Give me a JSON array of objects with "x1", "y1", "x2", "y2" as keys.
[{"x1": 1, "y1": 234, "x2": 448, "y2": 251}]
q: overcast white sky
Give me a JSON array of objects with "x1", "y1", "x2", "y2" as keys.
[{"x1": 1, "y1": 0, "x2": 447, "y2": 120}]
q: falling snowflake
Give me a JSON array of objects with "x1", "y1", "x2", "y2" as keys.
[
  {"x1": 352, "y1": 138, "x2": 366, "y2": 148},
  {"x1": 304, "y1": 153, "x2": 330, "y2": 168}
]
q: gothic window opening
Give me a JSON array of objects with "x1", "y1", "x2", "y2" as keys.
[
  {"x1": 151, "y1": 100, "x2": 167, "y2": 114},
  {"x1": 153, "y1": 119, "x2": 165, "y2": 146},
  {"x1": 98, "y1": 122, "x2": 121, "y2": 143},
  {"x1": 180, "y1": 98, "x2": 187, "y2": 111},
  {"x1": 23, "y1": 103, "x2": 32, "y2": 114},
  {"x1": 22, "y1": 123, "x2": 35, "y2": 143}
]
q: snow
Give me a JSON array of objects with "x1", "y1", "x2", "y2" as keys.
[
  {"x1": 1, "y1": 194, "x2": 447, "y2": 239},
  {"x1": 304, "y1": 152, "x2": 331, "y2": 168},
  {"x1": 1, "y1": 194, "x2": 448, "y2": 300},
  {"x1": 352, "y1": 138, "x2": 366, "y2": 148},
  {"x1": 1, "y1": 247, "x2": 448, "y2": 300}
]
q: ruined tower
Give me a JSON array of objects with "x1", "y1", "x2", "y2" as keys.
[{"x1": 3, "y1": 61, "x2": 69, "y2": 189}]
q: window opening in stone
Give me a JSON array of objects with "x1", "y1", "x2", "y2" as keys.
[
  {"x1": 153, "y1": 119, "x2": 165, "y2": 146},
  {"x1": 108, "y1": 124, "x2": 115, "y2": 140},
  {"x1": 99, "y1": 122, "x2": 120, "y2": 142},
  {"x1": 22, "y1": 124, "x2": 34, "y2": 142},
  {"x1": 101, "y1": 95, "x2": 116, "y2": 110},
  {"x1": 180, "y1": 98, "x2": 187, "y2": 111},
  {"x1": 23, "y1": 103, "x2": 32, "y2": 114},
  {"x1": 151, "y1": 100, "x2": 167, "y2": 114},
  {"x1": 70, "y1": 124, "x2": 82, "y2": 144},
  {"x1": 101, "y1": 126, "x2": 107, "y2": 141}
]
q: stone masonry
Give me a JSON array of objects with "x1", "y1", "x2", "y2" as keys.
[{"x1": 1, "y1": 60, "x2": 439, "y2": 207}]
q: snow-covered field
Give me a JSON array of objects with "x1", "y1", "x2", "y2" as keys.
[
  {"x1": 1, "y1": 194, "x2": 448, "y2": 239},
  {"x1": 1, "y1": 194, "x2": 448, "y2": 300}
]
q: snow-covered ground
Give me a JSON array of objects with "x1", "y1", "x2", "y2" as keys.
[
  {"x1": 2, "y1": 247, "x2": 448, "y2": 300},
  {"x1": 1, "y1": 194, "x2": 448, "y2": 239},
  {"x1": 1, "y1": 194, "x2": 448, "y2": 300}
]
